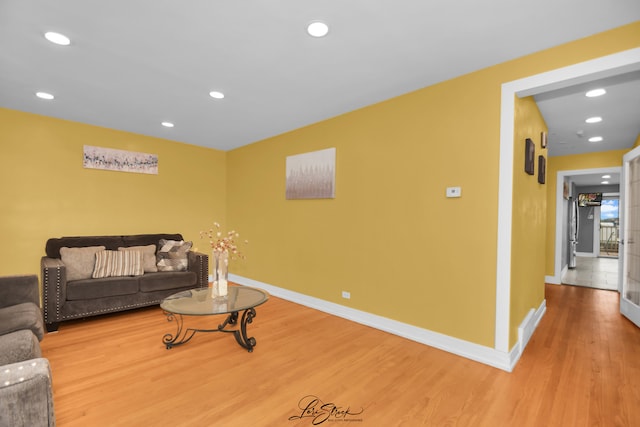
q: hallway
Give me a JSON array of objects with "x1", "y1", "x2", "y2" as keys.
[{"x1": 562, "y1": 256, "x2": 619, "y2": 291}]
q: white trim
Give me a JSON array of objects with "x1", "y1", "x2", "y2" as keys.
[
  {"x1": 496, "y1": 83, "x2": 515, "y2": 352},
  {"x1": 517, "y1": 300, "x2": 547, "y2": 356},
  {"x1": 576, "y1": 252, "x2": 597, "y2": 258},
  {"x1": 620, "y1": 145, "x2": 640, "y2": 326},
  {"x1": 497, "y1": 48, "x2": 640, "y2": 353},
  {"x1": 231, "y1": 274, "x2": 546, "y2": 372},
  {"x1": 621, "y1": 298, "x2": 640, "y2": 328},
  {"x1": 595, "y1": 208, "x2": 601, "y2": 257}
]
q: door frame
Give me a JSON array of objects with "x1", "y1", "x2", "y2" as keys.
[
  {"x1": 620, "y1": 145, "x2": 640, "y2": 326},
  {"x1": 598, "y1": 193, "x2": 621, "y2": 259},
  {"x1": 496, "y1": 47, "x2": 640, "y2": 353}
]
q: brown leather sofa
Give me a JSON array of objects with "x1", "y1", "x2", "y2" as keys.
[{"x1": 41, "y1": 234, "x2": 208, "y2": 332}]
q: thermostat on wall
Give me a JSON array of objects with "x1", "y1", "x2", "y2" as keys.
[{"x1": 446, "y1": 186, "x2": 462, "y2": 198}]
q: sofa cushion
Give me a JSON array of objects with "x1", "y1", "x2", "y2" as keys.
[
  {"x1": 0, "y1": 330, "x2": 41, "y2": 366},
  {"x1": 60, "y1": 246, "x2": 106, "y2": 281},
  {"x1": 156, "y1": 240, "x2": 192, "y2": 272},
  {"x1": 92, "y1": 250, "x2": 144, "y2": 278},
  {"x1": 118, "y1": 245, "x2": 158, "y2": 273},
  {"x1": 138, "y1": 271, "x2": 198, "y2": 292},
  {"x1": 66, "y1": 277, "x2": 140, "y2": 300},
  {"x1": 0, "y1": 302, "x2": 44, "y2": 341},
  {"x1": 122, "y1": 233, "x2": 183, "y2": 251},
  {"x1": 47, "y1": 236, "x2": 124, "y2": 258}
]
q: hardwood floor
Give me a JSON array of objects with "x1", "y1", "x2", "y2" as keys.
[{"x1": 40, "y1": 284, "x2": 640, "y2": 426}]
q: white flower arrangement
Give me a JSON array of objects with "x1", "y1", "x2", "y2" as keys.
[{"x1": 200, "y1": 222, "x2": 248, "y2": 260}]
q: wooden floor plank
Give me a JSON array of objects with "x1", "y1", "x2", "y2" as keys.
[{"x1": 39, "y1": 284, "x2": 640, "y2": 426}]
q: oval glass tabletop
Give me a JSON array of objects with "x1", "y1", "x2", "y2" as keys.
[{"x1": 161, "y1": 286, "x2": 269, "y2": 316}]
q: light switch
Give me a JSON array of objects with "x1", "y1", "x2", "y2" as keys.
[{"x1": 446, "y1": 186, "x2": 462, "y2": 198}]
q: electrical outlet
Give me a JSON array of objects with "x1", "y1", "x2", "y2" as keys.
[{"x1": 341, "y1": 291, "x2": 351, "y2": 299}]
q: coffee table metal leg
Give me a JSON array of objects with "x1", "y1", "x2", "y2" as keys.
[
  {"x1": 162, "y1": 309, "x2": 259, "y2": 352},
  {"x1": 233, "y1": 308, "x2": 257, "y2": 352},
  {"x1": 163, "y1": 312, "x2": 197, "y2": 349}
]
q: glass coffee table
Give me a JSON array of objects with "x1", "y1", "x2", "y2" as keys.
[{"x1": 160, "y1": 286, "x2": 269, "y2": 352}]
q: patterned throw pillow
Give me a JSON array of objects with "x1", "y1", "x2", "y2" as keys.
[
  {"x1": 92, "y1": 250, "x2": 144, "y2": 278},
  {"x1": 156, "y1": 239, "x2": 192, "y2": 272},
  {"x1": 118, "y1": 245, "x2": 158, "y2": 273},
  {"x1": 60, "y1": 246, "x2": 106, "y2": 281}
]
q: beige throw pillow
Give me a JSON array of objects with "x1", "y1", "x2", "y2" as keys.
[
  {"x1": 92, "y1": 250, "x2": 144, "y2": 278},
  {"x1": 118, "y1": 245, "x2": 158, "y2": 273},
  {"x1": 60, "y1": 246, "x2": 106, "y2": 281},
  {"x1": 156, "y1": 239, "x2": 192, "y2": 272}
]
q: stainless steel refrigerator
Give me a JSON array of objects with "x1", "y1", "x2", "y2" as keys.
[{"x1": 568, "y1": 197, "x2": 578, "y2": 269}]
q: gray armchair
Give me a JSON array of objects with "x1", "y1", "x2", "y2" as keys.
[
  {"x1": 0, "y1": 274, "x2": 45, "y2": 341},
  {"x1": 0, "y1": 358, "x2": 55, "y2": 427},
  {"x1": 0, "y1": 275, "x2": 54, "y2": 427}
]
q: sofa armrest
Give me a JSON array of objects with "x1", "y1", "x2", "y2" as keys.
[
  {"x1": 0, "y1": 330, "x2": 42, "y2": 366},
  {"x1": 41, "y1": 257, "x2": 66, "y2": 329},
  {"x1": 0, "y1": 275, "x2": 40, "y2": 310},
  {"x1": 188, "y1": 251, "x2": 208, "y2": 288},
  {"x1": 0, "y1": 358, "x2": 55, "y2": 427}
]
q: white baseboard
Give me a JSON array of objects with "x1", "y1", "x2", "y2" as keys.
[
  {"x1": 576, "y1": 252, "x2": 596, "y2": 257},
  {"x1": 517, "y1": 300, "x2": 547, "y2": 356},
  {"x1": 230, "y1": 274, "x2": 546, "y2": 372},
  {"x1": 545, "y1": 275, "x2": 561, "y2": 285},
  {"x1": 545, "y1": 264, "x2": 566, "y2": 285}
]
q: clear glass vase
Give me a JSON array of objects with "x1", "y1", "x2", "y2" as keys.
[{"x1": 212, "y1": 250, "x2": 229, "y2": 297}]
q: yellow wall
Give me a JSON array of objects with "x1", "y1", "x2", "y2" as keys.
[
  {"x1": 227, "y1": 22, "x2": 640, "y2": 348},
  {"x1": 228, "y1": 79, "x2": 502, "y2": 345},
  {"x1": 510, "y1": 97, "x2": 548, "y2": 346},
  {"x1": 0, "y1": 108, "x2": 227, "y2": 276},
  {"x1": 545, "y1": 149, "x2": 629, "y2": 276}
]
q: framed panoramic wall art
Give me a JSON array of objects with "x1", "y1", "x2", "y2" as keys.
[
  {"x1": 286, "y1": 147, "x2": 336, "y2": 199},
  {"x1": 83, "y1": 145, "x2": 158, "y2": 175}
]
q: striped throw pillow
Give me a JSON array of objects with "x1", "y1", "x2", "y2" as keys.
[{"x1": 92, "y1": 250, "x2": 144, "y2": 278}]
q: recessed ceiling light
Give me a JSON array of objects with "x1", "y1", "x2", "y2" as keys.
[
  {"x1": 601, "y1": 181, "x2": 609, "y2": 184},
  {"x1": 307, "y1": 21, "x2": 329, "y2": 37},
  {"x1": 585, "y1": 116, "x2": 602, "y2": 124},
  {"x1": 209, "y1": 91, "x2": 225, "y2": 99},
  {"x1": 602, "y1": 175, "x2": 611, "y2": 179},
  {"x1": 44, "y1": 31, "x2": 71, "y2": 46},
  {"x1": 161, "y1": 122, "x2": 174, "y2": 128},
  {"x1": 36, "y1": 92, "x2": 54, "y2": 100},
  {"x1": 585, "y1": 88, "x2": 606, "y2": 97},
  {"x1": 588, "y1": 136, "x2": 603, "y2": 142}
]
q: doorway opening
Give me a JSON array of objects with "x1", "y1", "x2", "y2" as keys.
[
  {"x1": 496, "y1": 47, "x2": 640, "y2": 355},
  {"x1": 599, "y1": 195, "x2": 619, "y2": 258}
]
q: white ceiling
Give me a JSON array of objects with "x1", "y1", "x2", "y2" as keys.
[
  {"x1": 535, "y1": 70, "x2": 640, "y2": 159},
  {"x1": 534, "y1": 69, "x2": 640, "y2": 187},
  {"x1": 1, "y1": 0, "x2": 639, "y2": 155},
  {"x1": 570, "y1": 172, "x2": 621, "y2": 187}
]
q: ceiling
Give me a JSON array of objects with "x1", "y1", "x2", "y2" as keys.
[
  {"x1": 535, "y1": 70, "x2": 640, "y2": 187},
  {"x1": 1, "y1": 1, "x2": 639, "y2": 159},
  {"x1": 535, "y1": 70, "x2": 640, "y2": 159}
]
